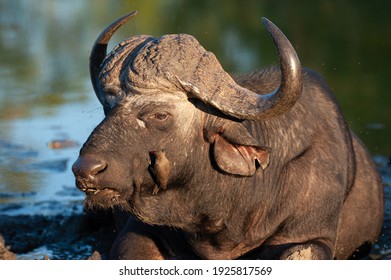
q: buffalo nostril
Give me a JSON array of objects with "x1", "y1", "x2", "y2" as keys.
[{"x1": 72, "y1": 156, "x2": 107, "y2": 180}]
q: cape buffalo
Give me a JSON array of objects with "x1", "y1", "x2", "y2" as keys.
[{"x1": 72, "y1": 11, "x2": 384, "y2": 259}]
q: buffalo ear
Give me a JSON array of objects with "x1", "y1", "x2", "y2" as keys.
[{"x1": 209, "y1": 122, "x2": 271, "y2": 176}]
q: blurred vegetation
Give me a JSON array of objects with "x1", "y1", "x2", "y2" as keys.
[{"x1": 0, "y1": 0, "x2": 390, "y2": 153}]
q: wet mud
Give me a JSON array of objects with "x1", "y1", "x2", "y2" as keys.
[{"x1": 0, "y1": 211, "x2": 116, "y2": 260}]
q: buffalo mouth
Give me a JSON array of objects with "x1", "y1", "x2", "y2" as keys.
[
  {"x1": 76, "y1": 179, "x2": 129, "y2": 210},
  {"x1": 76, "y1": 178, "x2": 118, "y2": 196},
  {"x1": 82, "y1": 187, "x2": 131, "y2": 211},
  {"x1": 79, "y1": 186, "x2": 112, "y2": 195}
]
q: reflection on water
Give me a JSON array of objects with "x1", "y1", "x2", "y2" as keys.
[
  {"x1": 0, "y1": 97, "x2": 101, "y2": 215},
  {"x1": 0, "y1": 0, "x2": 390, "y2": 258},
  {"x1": 0, "y1": 0, "x2": 105, "y2": 213}
]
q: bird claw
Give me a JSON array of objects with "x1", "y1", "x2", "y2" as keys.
[{"x1": 152, "y1": 184, "x2": 160, "y2": 195}]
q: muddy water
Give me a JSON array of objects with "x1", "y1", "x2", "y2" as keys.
[
  {"x1": 0, "y1": 0, "x2": 390, "y2": 259},
  {"x1": 0, "y1": 96, "x2": 105, "y2": 260},
  {"x1": 372, "y1": 157, "x2": 391, "y2": 259},
  {"x1": 0, "y1": 98, "x2": 100, "y2": 216}
]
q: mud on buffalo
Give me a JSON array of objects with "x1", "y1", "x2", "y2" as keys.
[{"x1": 72, "y1": 11, "x2": 384, "y2": 260}]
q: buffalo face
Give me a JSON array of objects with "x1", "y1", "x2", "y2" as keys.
[{"x1": 72, "y1": 93, "x2": 205, "y2": 219}]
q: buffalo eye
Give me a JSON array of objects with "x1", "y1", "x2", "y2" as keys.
[
  {"x1": 153, "y1": 112, "x2": 169, "y2": 121},
  {"x1": 145, "y1": 111, "x2": 173, "y2": 131}
]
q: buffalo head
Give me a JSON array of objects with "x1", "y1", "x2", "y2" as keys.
[{"x1": 72, "y1": 11, "x2": 302, "y2": 229}]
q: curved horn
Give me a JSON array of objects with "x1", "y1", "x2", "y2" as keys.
[
  {"x1": 89, "y1": 11, "x2": 137, "y2": 105},
  {"x1": 178, "y1": 17, "x2": 302, "y2": 121},
  {"x1": 259, "y1": 17, "x2": 303, "y2": 119}
]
